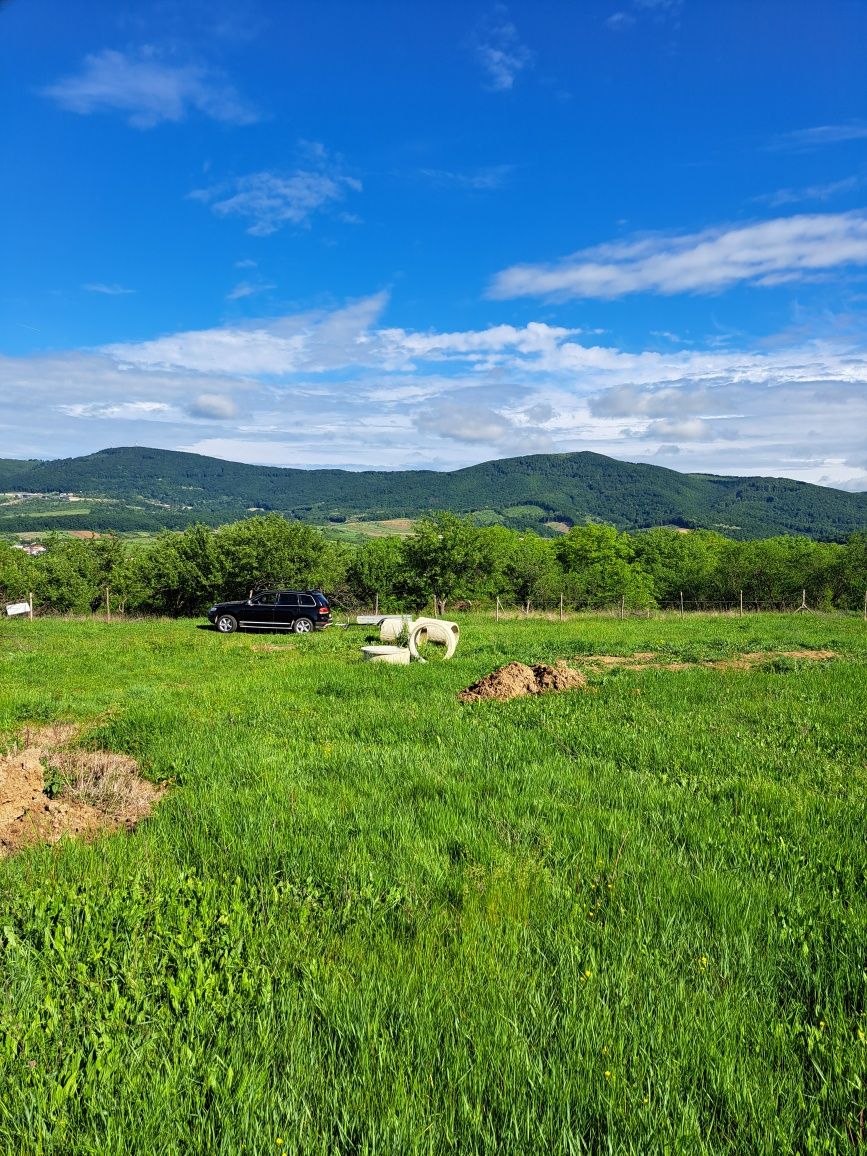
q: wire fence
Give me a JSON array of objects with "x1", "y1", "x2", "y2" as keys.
[
  {"x1": 337, "y1": 591, "x2": 867, "y2": 621},
  {"x1": 6, "y1": 586, "x2": 867, "y2": 622}
]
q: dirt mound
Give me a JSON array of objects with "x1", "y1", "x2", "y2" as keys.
[
  {"x1": 459, "y1": 662, "x2": 586, "y2": 703},
  {"x1": 0, "y1": 724, "x2": 165, "y2": 858}
]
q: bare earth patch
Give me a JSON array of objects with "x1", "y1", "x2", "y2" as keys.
[
  {"x1": 0, "y1": 724, "x2": 165, "y2": 858},
  {"x1": 460, "y1": 650, "x2": 837, "y2": 704},
  {"x1": 579, "y1": 649, "x2": 837, "y2": 672},
  {"x1": 459, "y1": 662, "x2": 587, "y2": 703}
]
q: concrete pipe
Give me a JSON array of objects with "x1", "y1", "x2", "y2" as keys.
[
  {"x1": 379, "y1": 615, "x2": 414, "y2": 642},
  {"x1": 361, "y1": 645, "x2": 411, "y2": 665},
  {"x1": 408, "y1": 618, "x2": 460, "y2": 661}
]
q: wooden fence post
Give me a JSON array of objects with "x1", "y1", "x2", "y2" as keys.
[
  {"x1": 679, "y1": 591, "x2": 684, "y2": 617},
  {"x1": 739, "y1": 590, "x2": 743, "y2": 617},
  {"x1": 29, "y1": 592, "x2": 33, "y2": 621},
  {"x1": 620, "y1": 595, "x2": 625, "y2": 621},
  {"x1": 374, "y1": 593, "x2": 379, "y2": 616},
  {"x1": 864, "y1": 589, "x2": 867, "y2": 622},
  {"x1": 496, "y1": 596, "x2": 501, "y2": 623},
  {"x1": 106, "y1": 586, "x2": 111, "y2": 623},
  {"x1": 559, "y1": 593, "x2": 564, "y2": 622}
]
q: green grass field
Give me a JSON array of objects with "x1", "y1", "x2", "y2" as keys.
[{"x1": 1, "y1": 613, "x2": 866, "y2": 1153}]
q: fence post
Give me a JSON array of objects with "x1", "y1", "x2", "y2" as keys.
[
  {"x1": 559, "y1": 593, "x2": 564, "y2": 622},
  {"x1": 374, "y1": 593, "x2": 379, "y2": 616},
  {"x1": 620, "y1": 595, "x2": 625, "y2": 621},
  {"x1": 496, "y1": 596, "x2": 501, "y2": 623},
  {"x1": 29, "y1": 592, "x2": 33, "y2": 621},
  {"x1": 739, "y1": 590, "x2": 743, "y2": 617},
  {"x1": 864, "y1": 589, "x2": 867, "y2": 622},
  {"x1": 106, "y1": 586, "x2": 111, "y2": 623},
  {"x1": 679, "y1": 591, "x2": 684, "y2": 617}
]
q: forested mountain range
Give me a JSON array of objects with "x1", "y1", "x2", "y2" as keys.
[{"x1": 1, "y1": 445, "x2": 865, "y2": 540}]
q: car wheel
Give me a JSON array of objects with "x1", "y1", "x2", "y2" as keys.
[
  {"x1": 216, "y1": 614, "x2": 238, "y2": 634},
  {"x1": 293, "y1": 617, "x2": 313, "y2": 634}
]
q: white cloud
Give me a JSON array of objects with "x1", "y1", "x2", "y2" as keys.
[
  {"x1": 489, "y1": 213, "x2": 867, "y2": 300},
  {"x1": 191, "y1": 146, "x2": 361, "y2": 235},
  {"x1": 644, "y1": 417, "x2": 720, "y2": 441},
  {"x1": 188, "y1": 393, "x2": 239, "y2": 420},
  {"x1": 474, "y1": 11, "x2": 534, "y2": 92},
  {"x1": 83, "y1": 282, "x2": 135, "y2": 295},
  {"x1": 2, "y1": 298, "x2": 867, "y2": 488},
  {"x1": 41, "y1": 48, "x2": 259, "y2": 129}
]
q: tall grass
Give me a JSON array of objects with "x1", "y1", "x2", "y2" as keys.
[{"x1": 1, "y1": 614, "x2": 865, "y2": 1153}]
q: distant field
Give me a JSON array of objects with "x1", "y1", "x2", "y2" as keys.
[
  {"x1": 321, "y1": 516, "x2": 416, "y2": 542},
  {"x1": 1, "y1": 613, "x2": 865, "y2": 1152}
]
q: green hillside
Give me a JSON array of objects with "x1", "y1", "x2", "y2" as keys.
[{"x1": 0, "y1": 445, "x2": 865, "y2": 540}]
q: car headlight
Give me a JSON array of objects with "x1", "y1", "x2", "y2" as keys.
[{"x1": 207, "y1": 606, "x2": 217, "y2": 614}]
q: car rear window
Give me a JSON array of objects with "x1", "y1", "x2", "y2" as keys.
[
  {"x1": 298, "y1": 594, "x2": 316, "y2": 607},
  {"x1": 277, "y1": 593, "x2": 298, "y2": 606}
]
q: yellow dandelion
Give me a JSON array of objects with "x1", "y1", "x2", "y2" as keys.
[{"x1": 604, "y1": 1070, "x2": 612, "y2": 1080}]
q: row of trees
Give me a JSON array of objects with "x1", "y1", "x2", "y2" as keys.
[{"x1": 1, "y1": 513, "x2": 866, "y2": 616}]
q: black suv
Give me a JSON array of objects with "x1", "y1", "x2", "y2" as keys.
[{"x1": 207, "y1": 590, "x2": 332, "y2": 634}]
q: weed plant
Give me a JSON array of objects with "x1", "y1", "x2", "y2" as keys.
[{"x1": 0, "y1": 614, "x2": 865, "y2": 1153}]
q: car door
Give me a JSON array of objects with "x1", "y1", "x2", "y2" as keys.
[
  {"x1": 241, "y1": 591, "x2": 277, "y2": 628},
  {"x1": 274, "y1": 592, "x2": 299, "y2": 630}
]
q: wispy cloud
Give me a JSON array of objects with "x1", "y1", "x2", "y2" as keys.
[
  {"x1": 474, "y1": 9, "x2": 534, "y2": 92},
  {"x1": 191, "y1": 144, "x2": 361, "y2": 235},
  {"x1": 754, "y1": 177, "x2": 859, "y2": 208},
  {"x1": 772, "y1": 122, "x2": 867, "y2": 151},
  {"x1": 607, "y1": 0, "x2": 682, "y2": 30},
  {"x1": 489, "y1": 212, "x2": 867, "y2": 300},
  {"x1": 41, "y1": 48, "x2": 259, "y2": 129},
  {"x1": 418, "y1": 165, "x2": 513, "y2": 191},
  {"x1": 226, "y1": 281, "x2": 276, "y2": 301},
  {"x1": 82, "y1": 282, "x2": 136, "y2": 296}
]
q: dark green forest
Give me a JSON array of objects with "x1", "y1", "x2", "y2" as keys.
[{"x1": 1, "y1": 446, "x2": 865, "y2": 540}]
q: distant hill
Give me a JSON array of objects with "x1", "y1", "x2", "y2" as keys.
[{"x1": 0, "y1": 445, "x2": 865, "y2": 540}]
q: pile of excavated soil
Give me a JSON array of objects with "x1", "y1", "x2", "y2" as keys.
[
  {"x1": 459, "y1": 662, "x2": 586, "y2": 704},
  {"x1": 0, "y1": 724, "x2": 165, "y2": 858}
]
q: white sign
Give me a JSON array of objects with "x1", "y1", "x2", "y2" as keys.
[{"x1": 6, "y1": 601, "x2": 31, "y2": 617}]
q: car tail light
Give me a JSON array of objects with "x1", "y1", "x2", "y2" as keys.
[{"x1": 318, "y1": 607, "x2": 329, "y2": 614}]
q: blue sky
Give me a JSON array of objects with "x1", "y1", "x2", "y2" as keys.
[{"x1": 3, "y1": 0, "x2": 867, "y2": 488}]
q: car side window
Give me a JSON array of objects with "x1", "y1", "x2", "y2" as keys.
[
  {"x1": 277, "y1": 593, "x2": 299, "y2": 607},
  {"x1": 298, "y1": 595, "x2": 316, "y2": 607},
  {"x1": 254, "y1": 592, "x2": 278, "y2": 605}
]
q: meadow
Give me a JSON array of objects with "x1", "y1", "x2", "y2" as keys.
[{"x1": 0, "y1": 612, "x2": 865, "y2": 1154}]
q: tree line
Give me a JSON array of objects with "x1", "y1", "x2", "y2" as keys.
[{"x1": 1, "y1": 513, "x2": 866, "y2": 617}]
